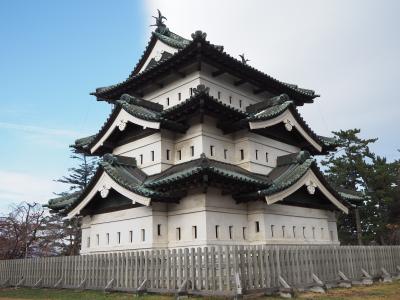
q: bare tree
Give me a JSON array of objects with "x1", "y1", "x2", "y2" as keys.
[{"x1": 0, "y1": 202, "x2": 72, "y2": 259}]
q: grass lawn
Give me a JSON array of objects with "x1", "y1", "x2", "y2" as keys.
[{"x1": 0, "y1": 281, "x2": 399, "y2": 299}]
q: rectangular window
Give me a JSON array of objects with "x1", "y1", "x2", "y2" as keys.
[
  {"x1": 302, "y1": 227, "x2": 306, "y2": 239},
  {"x1": 178, "y1": 92, "x2": 181, "y2": 101},
  {"x1": 215, "y1": 225, "x2": 220, "y2": 239},
  {"x1": 271, "y1": 225, "x2": 275, "y2": 237},
  {"x1": 224, "y1": 149, "x2": 228, "y2": 159},
  {"x1": 96, "y1": 234, "x2": 99, "y2": 245},
  {"x1": 140, "y1": 154, "x2": 143, "y2": 165},
  {"x1": 141, "y1": 229, "x2": 145, "y2": 242},
  {"x1": 255, "y1": 221, "x2": 260, "y2": 233},
  {"x1": 239, "y1": 99, "x2": 242, "y2": 108},
  {"x1": 190, "y1": 88, "x2": 193, "y2": 96},
  {"x1": 282, "y1": 226, "x2": 285, "y2": 238},
  {"x1": 321, "y1": 228, "x2": 324, "y2": 239},
  {"x1": 240, "y1": 149, "x2": 244, "y2": 160},
  {"x1": 106, "y1": 233, "x2": 110, "y2": 245},
  {"x1": 330, "y1": 230, "x2": 334, "y2": 241},
  {"x1": 229, "y1": 226, "x2": 233, "y2": 239},
  {"x1": 265, "y1": 152, "x2": 269, "y2": 162},
  {"x1": 177, "y1": 150, "x2": 182, "y2": 160},
  {"x1": 166, "y1": 149, "x2": 170, "y2": 160},
  {"x1": 129, "y1": 230, "x2": 133, "y2": 243},
  {"x1": 255, "y1": 150, "x2": 259, "y2": 160},
  {"x1": 117, "y1": 232, "x2": 121, "y2": 244},
  {"x1": 312, "y1": 227, "x2": 316, "y2": 239},
  {"x1": 87, "y1": 237, "x2": 90, "y2": 248},
  {"x1": 176, "y1": 227, "x2": 181, "y2": 240},
  {"x1": 242, "y1": 227, "x2": 247, "y2": 240},
  {"x1": 292, "y1": 226, "x2": 296, "y2": 238},
  {"x1": 210, "y1": 145, "x2": 214, "y2": 156},
  {"x1": 229, "y1": 96, "x2": 232, "y2": 104},
  {"x1": 217, "y1": 91, "x2": 221, "y2": 99},
  {"x1": 151, "y1": 150, "x2": 155, "y2": 161},
  {"x1": 192, "y1": 226, "x2": 197, "y2": 239},
  {"x1": 157, "y1": 224, "x2": 161, "y2": 236},
  {"x1": 166, "y1": 97, "x2": 170, "y2": 106},
  {"x1": 190, "y1": 146, "x2": 194, "y2": 157}
]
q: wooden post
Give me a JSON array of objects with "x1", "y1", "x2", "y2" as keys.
[
  {"x1": 381, "y1": 267, "x2": 392, "y2": 283},
  {"x1": 15, "y1": 277, "x2": 25, "y2": 289},
  {"x1": 104, "y1": 278, "x2": 115, "y2": 292},
  {"x1": 33, "y1": 278, "x2": 42, "y2": 288},
  {"x1": 137, "y1": 279, "x2": 149, "y2": 295},
  {"x1": 355, "y1": 208, "x2": 363, "y2": 245},
  {"x1": 54, "y1": 277, "x2": 63, "y2": 289}
]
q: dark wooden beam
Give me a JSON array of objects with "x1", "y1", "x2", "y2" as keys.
[
  {"x1": 172, "y1": 69, "x2": 186, "y2": 78},
  {"x1": 234, "y1": 79, "x2": 246, "y2": 86},
  {"x1": 152, "y1": 80, "x2": 164, "y2": 88},
  {"x1": 196, "y1": 54, "x2": 202, "y2": 71},
  {"x1": 212, "y1": 69, "x2": 225, "y2": 77},
  {"x1": 253, "y1": 88, "x2": 266, "y2": 94}
]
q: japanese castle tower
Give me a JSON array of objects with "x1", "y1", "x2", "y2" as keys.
[{"x1": 47, "y1": 12, "x2": 360, "y2": 254}]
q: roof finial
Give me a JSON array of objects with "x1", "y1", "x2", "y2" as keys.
[
  {"x1": 239, "y1": 53, "x2": 250, "y2": 65},
  {"x1": 151, "y1": 9, "x2": 169, "y2": 35}
]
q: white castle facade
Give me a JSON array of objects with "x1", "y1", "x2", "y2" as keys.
[{"x1": 47, "y1": 15, "x2": 359, "y2": 254}]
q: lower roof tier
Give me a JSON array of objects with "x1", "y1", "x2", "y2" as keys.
[{"x1": 46, "y1": 151, "x2": 362, "y2": 218}]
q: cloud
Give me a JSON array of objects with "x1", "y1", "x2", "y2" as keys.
[
  {"x1": 144, "y1": 0, "x2": 400, "y2": 160},
  {"x1": 0, "y1": 122, "x2": 80, "y2": 138},
  {"x1": 0, "y1": 170, "x2": 67, "y2": 213}
]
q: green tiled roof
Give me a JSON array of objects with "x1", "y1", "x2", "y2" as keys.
[
  {"x1": 153, "y1": 31, "x2": 190, "y2": 49},
  {"x1": 45, "y1": 191, "x2": 81, "y2": 212},
  {"x1": 249, "y1": 101, "x2": 293, "y2": 121},
  {"x1": 246, "y1": 94, "x2": 336, "y2": 153},
  {"x1": 116, "y1": 99, "x2": 161, "y2": 122},
  {"x1": 145, "y1": 154, "x2": 269, "y2": 188},
  {"x1": 93, "y1": 30, "x2": 317, "y2": 105},
  {"x1": 261, "y1": 151, "x2": 313, "y2": 196},
  {"x1": 46, "y1": 151, "x2": 355, "y2": 215}
]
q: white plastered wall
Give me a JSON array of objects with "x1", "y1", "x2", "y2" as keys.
[{"x1": 80, "y1": 187, "x2": 339, "y2": 254}]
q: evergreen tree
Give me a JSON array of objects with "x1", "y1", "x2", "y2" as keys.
[
  {"x1": 53, "y1": 150, "x2": 97, "y2": 255},
  {"x1": 321, "y1": 129, "x2": 376, "y2": 244},
  {"x1": 56, "y1": 153, "x2": 97, "y2": 192},
  {"x1": 321, "y1": 129, "x2": 400, "y2": 245}
]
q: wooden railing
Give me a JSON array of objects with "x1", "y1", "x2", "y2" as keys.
[{"x1": 0, "y1": 245, "x2": 399, "y2": 296}]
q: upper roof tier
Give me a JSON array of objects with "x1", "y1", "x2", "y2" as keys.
[
  {"x1": 92, "y1": 24, "x2": 318, "y2": 106},
  {"x1": 74, "y1": 85, "x2": 336, "y2": 156}
]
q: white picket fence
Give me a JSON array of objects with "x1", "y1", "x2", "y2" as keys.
[{"x1": 0, "y1": 245, "x2": 399, "y2": 296}]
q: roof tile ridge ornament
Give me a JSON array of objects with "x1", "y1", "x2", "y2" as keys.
[
  {"x1": 101, "y1": 153, "x2": 137, "y2": 167},
  {"x1": 151, "y1": 9, "x2": 169, "y2": 35},
  {"x1": 239, "y1": 53, "x2": 250, "y2": 65},
  {"x1": 191, "y1": 30, "x2": 207, "y2": 41},
  {"x1": 199, "y1": 153, "x2": 210, "y2": 169},
  {"x1": 119, "y1": 93, "x2": 163, "y2": 112},
  {"x1": 246, "y1": 93, "x2": 291, "y2": 114},
  {"x1": 192, "y1": 84, "x2": 210, "y2": 95},
  {"x1": 102, "y1": 153, "x2": 118, "y2": 166},
  {"x1": 276, "y1": 150, "x2": 311, "y2": 167}
]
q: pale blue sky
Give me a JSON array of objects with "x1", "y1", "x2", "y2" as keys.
[{"x1": 0, "y1": 0, "x2": 399, "y2": 211}]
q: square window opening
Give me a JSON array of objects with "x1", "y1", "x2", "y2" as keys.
[
  {"x1": 192, "y1": 226, "x2": 197, "y2": 239},
  {"x1": 157, "y1": 224, "x2": 161, "y2": 236},
  {"x1": 215, "y1": 225, "x2": 220, "y2": 239},
  {"x1": 229, "y1": 226, "x2": 233, "y2": 239}
]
